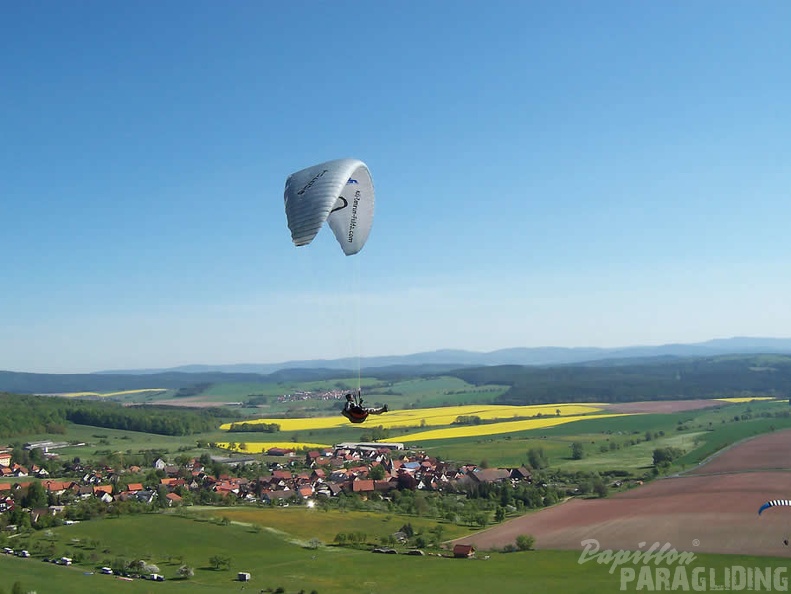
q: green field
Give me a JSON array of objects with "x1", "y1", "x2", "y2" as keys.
[
  {"x1": 13, "y1": 423, "x2": 231, "y2": 463},
  {"x1": 14, "y1": 391, "x2": 788, "y2": 478},
  {"x1": 402, "y1": 400, "x2": 791, "y2": 473},
  {"x1": 103, "y1": 376, "x2": 509, "y2": 413},
  {"x1": 5, "y1": 389, "x2": 791, "y2": 593},
  {"x1": 3, "y1": 512, "x2": 789, "y2": 594},
  {"x1": 189, "y1": 506, "x2": 473, "y2": 544}
]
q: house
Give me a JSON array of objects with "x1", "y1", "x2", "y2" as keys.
[
  {"x1": 165, "y1": 493, "x2": 183, "y2": 506},
  {"x1": 0, "y1": 450, "x2": 12, "y2": 467},
  {"x1": 11, "y1": 464, "x2": 28, "y2": 477},
  {"x1": 135, "y1": 490, "x2": 156, "y2": 504},
  {"x1": 453, "y1": 544, "x2": 475, "y2": 558},
  {"x1": 509, "y1": 466, "x2": 532, "y2": 482},
  {"x1": 0, "y1": 496, "x2": 14, "y2": 513},
  {"x1": 43, "y1": 480, "x2": 73, "y2": 495},
  {"x1": 30, "y1": 508, "x2": 53, "y2": 524},
  {"x1": 160, "y1": 477, "x2": 185, "y2": 488},
  {"x1": 267, "y1": 447, "x2": 295, "y2": 457},
  {"x1": 76, "y1": 485, "x2": 93, "y2": 499},
  {"x1": 470, "y1": 468, "x2": 511, "y2": 484},
  {"x1": 352, "y1": 479, "x2": 375, "y2": 494}
]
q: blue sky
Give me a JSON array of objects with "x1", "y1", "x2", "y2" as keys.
[{"x1": 2, "y1": 1, "x2": 791, "y2": 373}]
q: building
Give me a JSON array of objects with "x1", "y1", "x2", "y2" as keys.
[
  {"x1": 453, "y1": 544, "x2": 475, "y2": 558},
  {"x1": 335, "y1": 442, "x2": 404, "y2": 451}
]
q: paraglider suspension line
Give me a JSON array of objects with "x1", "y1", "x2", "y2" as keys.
[{"x1": 354, "y1": 254, "x2": 361, "y2": 391}]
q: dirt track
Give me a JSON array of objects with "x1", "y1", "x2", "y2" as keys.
[{"x1": 452, "y1": 429, "x2": 791, "y2": 556}]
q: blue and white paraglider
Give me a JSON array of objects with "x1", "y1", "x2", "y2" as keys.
[{"x1": 758, "y1": 500, "x2": 791, "y2": 546}]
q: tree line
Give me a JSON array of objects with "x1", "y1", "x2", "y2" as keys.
[
  {"x1": 0, "y1": 392, "x2": 229, "y2": 438},
  {"x1": 451, "y1": 355, "x2": 791, "y2": 404}
]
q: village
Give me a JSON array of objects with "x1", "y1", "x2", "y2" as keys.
[{"x1": 0, "y1": 441, "x2": 537, "y2": 548}]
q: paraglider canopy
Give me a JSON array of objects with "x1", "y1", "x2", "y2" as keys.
[
  {"x1": 758, "y1": 500, "x2": 791, "y2": 515},
  {"x1": 283, "y1": 158, "x2": 375, "y2": 256}
]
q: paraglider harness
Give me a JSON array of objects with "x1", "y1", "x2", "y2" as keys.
[
  {"x1": 342, "y1": 391, "x2": 369, "y2": 424},
  {"x1": 342, "y1": 390, "x2": 388, "y2": 424}
]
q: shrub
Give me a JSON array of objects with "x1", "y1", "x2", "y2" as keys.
[{"x1": 516, "y1": 534, "x2": 536, "y2": 551}]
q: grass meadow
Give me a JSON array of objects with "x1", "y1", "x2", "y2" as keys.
[
  {"x1": 6, "y1": 381, "x2": 791, "y2": 593},
  {"x1": 4, "y1": 512, "x2": 790, "y2": 594}
]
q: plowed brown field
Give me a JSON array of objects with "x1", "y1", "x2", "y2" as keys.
[{"x1": 452, "y1": 429, "x2": 791, "y2": 556}]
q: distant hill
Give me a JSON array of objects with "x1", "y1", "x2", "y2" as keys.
[
  {"x1": 0, "y1": 365, "x2": 470, "y2": 395},
  {"x1": 97, "y1": 336, "x2": 791, "y2": 375},
  {"x1": 2, "y1": 337, "x2": 791, "y2": 396}
]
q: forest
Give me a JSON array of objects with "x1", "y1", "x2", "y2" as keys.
[
  {"x1": 0, "y1": 393, "x2": 229, "y2": 438},
  {"x1": 450, "y1": 355, "x2": 791, "y2": 404}
]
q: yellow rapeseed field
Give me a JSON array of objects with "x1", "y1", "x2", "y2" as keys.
[
  {"x1": 397, "y1": 413, "x2": 631, "y2": 441},
  {"x1": 217, "y1": 441, "x2": 330, "y2": 453},
  {"x1": 219, "y1": 403, "x2": 606, "y2": 432}
]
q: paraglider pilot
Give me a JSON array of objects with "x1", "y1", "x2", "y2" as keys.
[{"x1": 342, "y1": 390, "x2": 388, "y2": 424}]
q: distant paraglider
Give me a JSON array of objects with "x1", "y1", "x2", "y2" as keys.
[
  {"x1": 283, "y1": 158, "x2": 375, "y2": 256},
  {"x1": 758, "y1": 500, "x2": 791, "y2": 546},
  {"x1": 758, "y1": 500, "x2": 791, "y2": 515}
]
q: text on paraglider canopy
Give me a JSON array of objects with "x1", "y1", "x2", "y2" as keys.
[
  {"x1": 296, "y1": 169, "x2": 328, "y2": 195},
  {"x1": 347, "y1": 190, "x2": 361, "y2": 243}
]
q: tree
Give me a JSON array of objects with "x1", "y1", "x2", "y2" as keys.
[
  {"x1": 653, "y1": 447, "x2": 684, "y2": 468},
  {"x1": 527, "y1": 447, "x2": 548, "y2": 469},
  {"x1": 209, "y1": 554, "x2": 231, "y2": 570},
  {"x1": 592, "y1": 477, "x2": 609, "y2": 498},
  {"x1": 399, "y1": 523, "x2": 414, "y2": 538},
  {"x1": 516, "y1": 534, "x2": 536, "y2": 551},
  {"x1": 571, "y1": 442, "x2": 585, "y2": 460},
  {"x1": 429, "y1": 524, "x2": 445, "y2": 546},
  {"x1": 178, "y1": 565, "x2": 195, "y2": 579},
  {"x1": 111, "y1": 557, "x2": 128, "y2": 575},
  {"x1": 23, "y1": 481, "x2": 47, "y2": 509},
  {"x1": 368, "y1": 464, "x2": 385, "y2": 480}
]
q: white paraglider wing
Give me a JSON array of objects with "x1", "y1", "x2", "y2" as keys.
[{"x1": 283, "y1": 158, "x2": 374, "y2": 256}]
